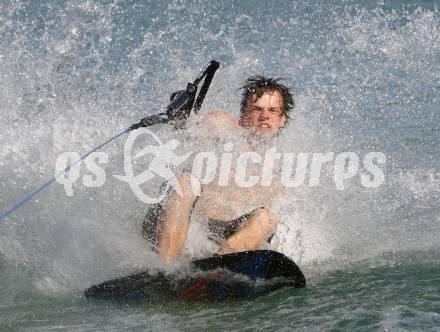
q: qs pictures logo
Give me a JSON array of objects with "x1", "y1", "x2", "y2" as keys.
[
  {"x1": 55, "y1": 129, "x2": 192, "y2": 204},
  {"x1": 114, "y1": 129, "x2": 192, "y2": 203},
  {"x1": 55, "y1": 130, "x2": 386, "y2": 203}
]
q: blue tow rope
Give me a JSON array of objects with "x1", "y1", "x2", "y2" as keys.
[{"x1": 0, "y1": 127, "x2": 132, "y2": 221}]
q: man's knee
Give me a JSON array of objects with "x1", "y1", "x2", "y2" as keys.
[{"x1": 251, "y1": 207, "x2": 279, "y2": 234}]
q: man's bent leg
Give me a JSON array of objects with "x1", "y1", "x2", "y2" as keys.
[
  {"x1": 218, "y1": 207, "x2": 279, "y2": 255},
  {"x1": 159, "y1": 171, "x2": 198, "y2": 264}
]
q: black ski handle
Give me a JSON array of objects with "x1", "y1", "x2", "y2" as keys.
[
  {"x1": 193, "y1": 60, "x2": 219, "y2": 113},
  {"x1": 166, "y1": 83, "x2": 197, "y2": 121},
  {"x1": 130, "y1": 60, "x2": 220, "y2": 130}
]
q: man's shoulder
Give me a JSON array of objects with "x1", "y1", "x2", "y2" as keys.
[
  {"x1": 206, "y1": 111, "x2": 239, "y2": 128},
  {"x1": 196, "y1": 111, "x2": 240, "y2": 131}
]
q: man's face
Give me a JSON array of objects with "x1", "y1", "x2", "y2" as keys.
[{"x1": 241, "y1": 90, "x2": 287, "y2": 136}]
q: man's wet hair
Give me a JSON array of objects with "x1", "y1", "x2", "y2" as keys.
[{"x1": 239, "y1": 75, "x2": 295, "y2": 122}]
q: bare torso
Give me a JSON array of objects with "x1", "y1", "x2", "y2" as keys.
[
  {"x1": 191, "y1": 112, "x2": 282, "y2": 221},
  {"x1": 195, "y1": 176, "x2": 277, "y2": 221}
]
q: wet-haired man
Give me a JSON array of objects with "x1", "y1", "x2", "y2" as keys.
[{"x1": 144, "y1": 76, "x2": 295, "y2": 264}]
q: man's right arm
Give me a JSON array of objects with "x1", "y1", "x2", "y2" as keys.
[
  {"x1": 193, "y1": 111, "x2": 240, "y2": 138},
  {"x1": 159, "y1": 112, "x2": 237, "y2": 263},
  {"x1": 159, "y1": 171, "x2": 199, "y2": 264}
]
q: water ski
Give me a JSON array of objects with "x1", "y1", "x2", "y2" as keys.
[{"x1": 84, "y1": 250, "x2": 305, "y2": 302}]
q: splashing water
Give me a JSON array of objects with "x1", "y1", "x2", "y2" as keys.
[{"x1": 0, "y1": 0, "x2": 439, "y2": 330}]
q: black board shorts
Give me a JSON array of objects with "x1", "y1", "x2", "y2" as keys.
[
  {"x1": 142, "y1": 205, "x2": 252, "y2": 246},
  {"x1": 206, "y1": 213, "x2": 251, "y2": 242}
]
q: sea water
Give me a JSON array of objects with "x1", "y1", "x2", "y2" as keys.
[{"x1": 0, "y1": 0, "x2": 439, "y2": 330}]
